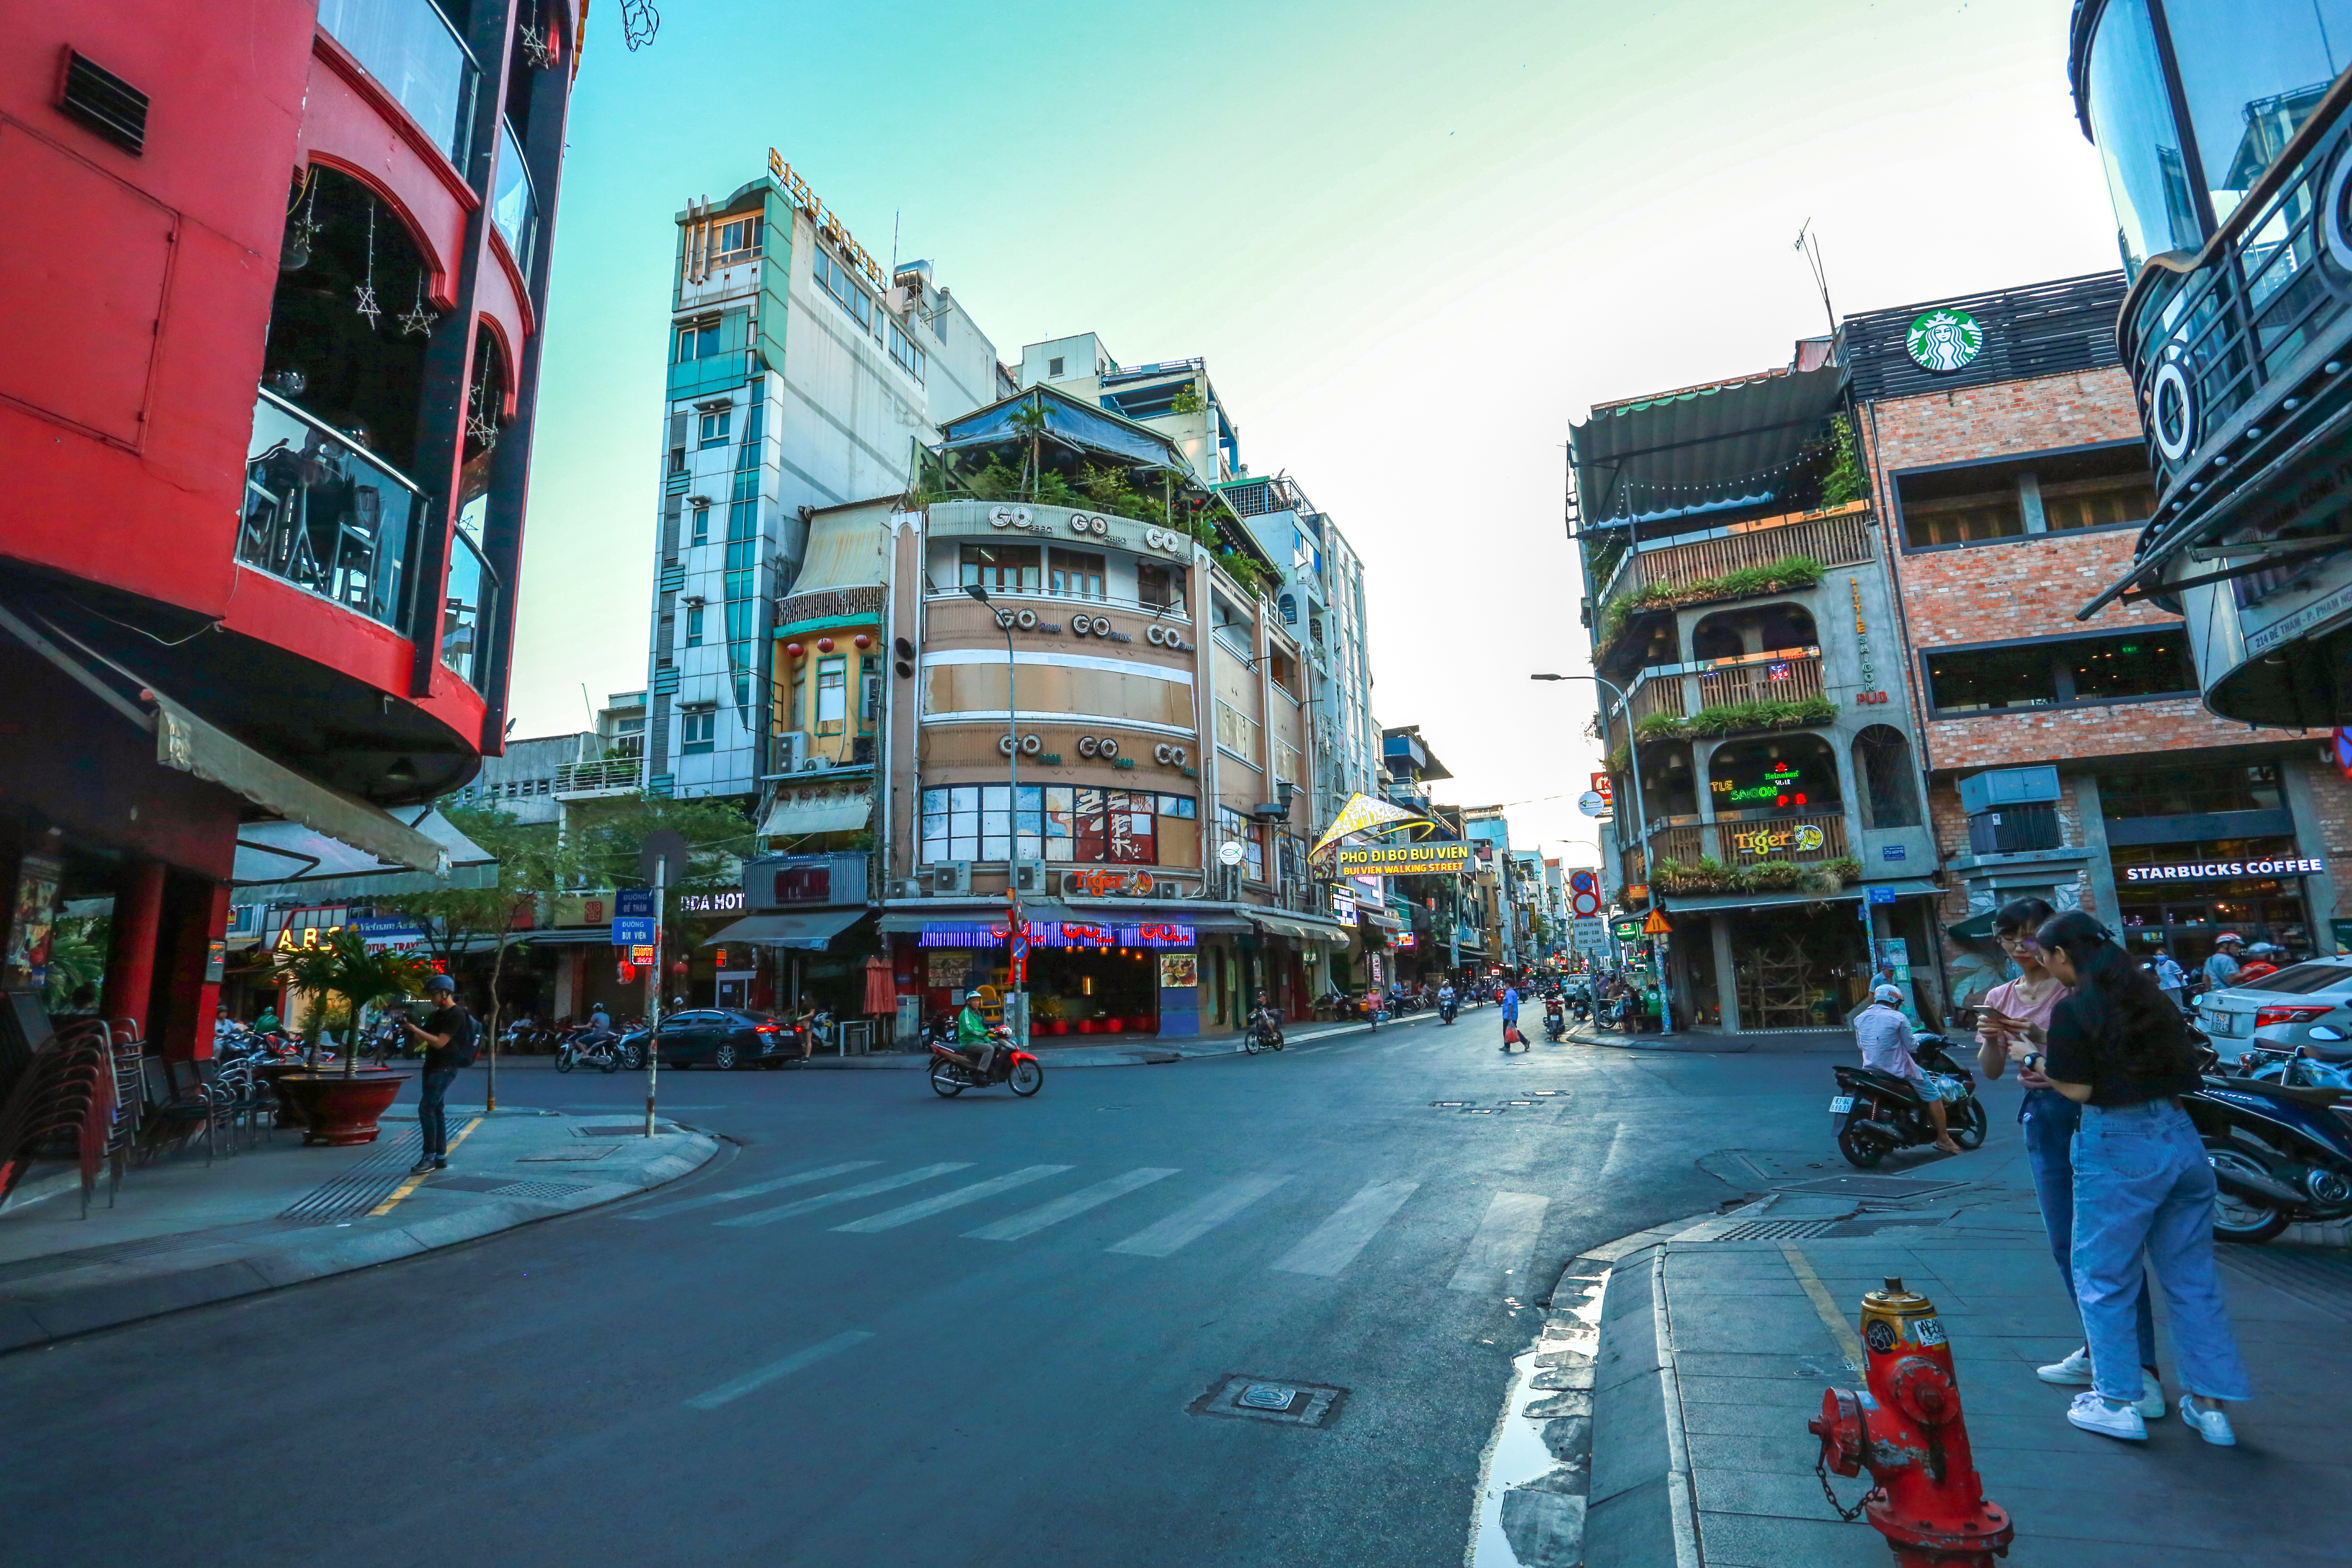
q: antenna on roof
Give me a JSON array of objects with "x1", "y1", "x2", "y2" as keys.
[{"x1": 1794, "y1": 219, "x2": 1835, "y2": 336}]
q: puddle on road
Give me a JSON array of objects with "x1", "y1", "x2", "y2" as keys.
[{"x1": 1468, "y1": 1266, "x2": 1607, "y2": 1568}]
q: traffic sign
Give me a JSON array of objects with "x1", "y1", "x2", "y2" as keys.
[
  {"x1": 1571, "y1": 890, "x2": 1602, "y2": 918},
  {"x1": 1568, "y1": 869, "x2": 1597, "y2": 894},
  {"x1": 611, "y1": 916, "x2": 657, "y2": 946},
  {"x1": 1571, "y1": 917, "x2": 1610, "y2": 953},
  {"x1": 617, "y1": 889, "x2": 655, "y2": 919},
  {"x1": 1643, "y1": 909, "x2": 1672, "y2": 935}
]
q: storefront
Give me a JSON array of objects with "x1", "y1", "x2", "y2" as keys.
[
  {"x1": 2110, "y1": 842, "x2": 2324, "y2": 968},
  {"x1": 883, "y1": 902, "x2": 1211, "y2": 1040},
  {"x1": 1660, "y1": 882, "x2": 1944, "y2": 1032}
]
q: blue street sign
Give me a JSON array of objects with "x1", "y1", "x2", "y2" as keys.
[
  {"x1": 1866, "y1": 888, "x2": 1898, "y2": 904},
  {"x1": 1882, "y1": 845, "x2": 1906, "y2": 861},
  {"x1": 616, "y1": 889, "x2": 655, "y2": 919},
  {"x1": 611, "y1": 916, "x2": 657, "y2": 945}
]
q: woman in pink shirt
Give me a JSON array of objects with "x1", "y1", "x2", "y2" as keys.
[{"x1": 1976, "y1": 898, "x2": 2163, "y2": 1418}]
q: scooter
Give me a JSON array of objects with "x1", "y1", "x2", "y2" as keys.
[
  {"x1": 1439, "y1": 993, "x2": 1458, "y2": 1025},
  {"x1": 2182, "y1": 1068, "x2": 2352, "y2": 1243},
  {"x1": 1245, "y1": 1006, "x2": 1287, "y2": 1054},
  {"x1": 555, "y1": 1027, "x2": 624, "y2": 1074},
  {"x1": 1829, "y1": 1032, "x2": 1989, "y2": 1168},
  {"x1": 1542, "y1": 1000, "x2": 1567, "y2": 1042},
  {"x1": 929, "y1": 1028, "x2": 1043, "y2": 1097}
]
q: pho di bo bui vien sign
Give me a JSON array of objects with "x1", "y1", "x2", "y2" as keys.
[
  {"x1": 2124, "y1": 856, "x2": 2328, "y2": 883},
  {"x1": 1334, "y1": 840, "x2": 1474, "y2": 875},
  {"x1": 1729, "y1": 822, "x2": 1827, "y2": 858}
]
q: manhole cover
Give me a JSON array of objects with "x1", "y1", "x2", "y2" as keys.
[
  {"x1": 1190, "y1": 1374, "x2": 1348, "y2": 1428},
  {"x1": 1773, "y1": 1176, "x2": 1969, "y2": 1200}
]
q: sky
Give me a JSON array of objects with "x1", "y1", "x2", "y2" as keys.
[{"x1": 511, "y1": 0, "x2": 2123, "y2": 867}]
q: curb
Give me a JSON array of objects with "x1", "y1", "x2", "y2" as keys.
[
  {"x1": 790, "y1": 1009, "x2": 1443, "y2": 1069},
  {"x1": 0, "y1": 1133, "x2": 720, "y2": 1354}
]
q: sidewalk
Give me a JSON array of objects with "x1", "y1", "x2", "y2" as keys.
[
  {"x1": 1570, "y1": 1152, "x2": 2352, "y2": 1567},
  {"x1": 0, "y1": 1093, "x2": 716, "y2": 1354},
  {"x1": 1566, "y1": 1023, "x2": 1857, "y2": 1055}
]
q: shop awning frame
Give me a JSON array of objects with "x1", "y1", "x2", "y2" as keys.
[
  {"x1": 758, "y1": 792, "x2": 874, "y2": 839},
  {"x1": 1249, "y1": 912, "x2": 1348, "y2": 944},
  {"x1": 704, "y1": 909, "x2": 870, "y2": 950}
]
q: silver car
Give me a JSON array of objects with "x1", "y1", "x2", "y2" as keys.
[{"x1": 2196, "y1": 960, "x2": 2352, "y2": 1061}]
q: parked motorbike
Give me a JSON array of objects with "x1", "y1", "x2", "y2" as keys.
[
  {"x1": 928, "y1": 1029, "x2": 1042, "y2": 1097},
  {"x1": 1829, "y1": 1032, "x2": 1989, "y2": 1167},
  {"x1": 1245, "y1": 1005, "x2": 1287, "y2": 1054},
  {"x1": 2182, "y1": 1068, "x2": 2352, "y2": 1243},
  {"x1": 555, "y1": 1027, "x2": 624, "y2": 1074}
]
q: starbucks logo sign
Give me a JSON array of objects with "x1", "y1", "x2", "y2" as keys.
[{"x1": 1907, "y1": 308, "x2": 1984, "y2": 372}]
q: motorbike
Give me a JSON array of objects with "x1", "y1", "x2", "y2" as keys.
[
  {"x1": 929, "y1": 1028, "x2": 1043, "y2": 1097},
  {"x1": 2236, "y1": 1043, "x2": 2352, "y2": 1090},
  {"x1": 1438, "y1": 993, "x2": 1458, "y2": 1025},
  {"x1": 1245, "y1": 1006, "x2": 1287, "y2": 1054},
  {"x1": 1829, "y1": 1031, "x2": 1989, "y2": 1168},
  {"x1": 2182, "y1": 1067, "x2": 2352, "y2": 1244},
  {"x1": 1542, "y1": 1000, "x2": 1566, "y2": 1042},
  {"x1": 555, "y1": 1027, "x2": 624, "y2": 1074}
]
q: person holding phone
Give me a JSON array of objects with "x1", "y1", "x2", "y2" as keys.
[{"x1": 1975, "y1": 898, "x2": 2163, "y2": 1422}]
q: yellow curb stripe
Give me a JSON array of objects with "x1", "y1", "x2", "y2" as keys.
[
  {"x1": 1779, "y1": 1241, "x2": 1868, "y2": 1370},
  {"x1": 367, "y1": 1116, "x2": 484, "y2": 1218}
]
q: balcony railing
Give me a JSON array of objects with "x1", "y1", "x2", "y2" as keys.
[
  {"x1": 1600, "y1": 503, "x2": 1873, "y2": 623},
  {"x1": 316, "y1": 0, "x2": 478, "y2": 165},
  {"x1": 555, "y1": 759, "x2": 645, "y2": 795},
  {"x1": 1696, "y1": 651, "x2": 1825, "y2": 707},
  {"x1": 238, "y1": 388, "x2": 425, "y2": 635},
  {"x1": 1619, "y1": 811, "x2": 1851, "y2": 885},
  {"x1": 491, "y1": 118, "x2": 539, "y2": 275}
]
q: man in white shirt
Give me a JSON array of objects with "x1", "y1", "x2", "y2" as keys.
[
  {"x1": 2203, "y1": 933, "x2": 2243, "y2": 992},
  {"x1": 1853, "y1": 984, "x2": 1960, "y2": 1153}
]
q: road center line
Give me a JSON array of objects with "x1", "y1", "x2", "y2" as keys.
[
  {"x1": 625, "y1": 1161, "x2": 882, "y2": 1220},
  {"x1": 966, "y1": 1168, "x2": 1180, "y2": 1241},
  {"x1": 1446, "y1": 1191, "x2": 1552, "y2": 1294},
  {"x1": 1109, "y1": 1173, "x2": 1292, "y2": 1256},
  {"x1": 1272, "y1": 1179, "x2": 1421, "y2": 1277},
  {"x1": 832, "y1": 1165, "x2": 1074, "y2": 1232},
  {"x1": 716, "y1": 1163, "x2": 972, "y2": 1228},
  {"x1": 685, "y1": 1330, "x2": 875, "y2": 1410}
]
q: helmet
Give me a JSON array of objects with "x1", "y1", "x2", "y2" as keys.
[
  {"x1": 1871, "y1": 984, "x2": 1903, "y2": 1005},
  {"x1": 2214, "y1": 932, "x2": 2245, "y2": 947},
  {"x1": 424, "y1": 972, "x2": 455, "y2": 994},
  {"x1": 967, "y1": 990, "x2": 987, "y2": 1003}
]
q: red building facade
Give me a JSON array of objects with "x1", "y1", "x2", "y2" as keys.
[{"x1": 0, "y1": 0, "x2": 579, "y2": 1073}]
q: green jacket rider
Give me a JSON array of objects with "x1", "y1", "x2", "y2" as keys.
[{"x1": 955, "y1": 991, "x2": 997, "y2": 1075}]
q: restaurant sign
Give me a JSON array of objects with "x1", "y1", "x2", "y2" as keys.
[
  {"x1": 918, "y1": 921, "x2": 1197, "y2": 949},
  {"x1": 1729, "y1": 822, "x2": 1826, "y2": 858},
  {"x1": 2123, "y1": 855, "x2": 2327, "y2": 883},
  {"x1": 1334, "y1": 840, "x2": 1474, "y2": 875}
]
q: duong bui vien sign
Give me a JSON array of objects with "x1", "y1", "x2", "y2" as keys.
[{"x1": 1334, "y1": 839, "x2": 1474, "y2": 875}]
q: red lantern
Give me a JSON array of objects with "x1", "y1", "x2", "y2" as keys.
[
  {"x1": 785, "y1": 641, "x2": 804, "y2": 658},
  {"x1": 817, "y1": 636, "x2": 835, "y2": 652},
  {"x1": 670, "y1": 957, "x2": 690, "y2": 977},
  {"x1": 853, "y1": 633, "x2": 873, "y2": 649}
]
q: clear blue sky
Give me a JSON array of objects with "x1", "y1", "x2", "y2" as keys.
[{"x1": 514, "y1": 0, "x2": 2120, "y2": 862}]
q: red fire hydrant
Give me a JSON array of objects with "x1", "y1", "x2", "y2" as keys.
[{"x1": 1806, "y1": 1276, "x2": 2013, "y2": 1566}]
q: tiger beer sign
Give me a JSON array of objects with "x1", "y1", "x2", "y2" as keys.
[{"x1": 1333, "y1": 839, "x2": 1474, "y2": 875}]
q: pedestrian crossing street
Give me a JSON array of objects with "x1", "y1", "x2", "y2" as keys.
[{"x1": 624, "y1": 1156, "x2": 1554, "y2": 1292}]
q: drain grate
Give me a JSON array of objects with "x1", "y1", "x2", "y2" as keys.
[
  {"x1": 487, "y1": 1179, "x2": 592, "y2": 1201},
  {"x1": 1189, "y1": 1373, "x2": 1349, "y2": 1428},
  {"x1": 278, "y1": 1129, "x2": 428, "y2": 1224},
  {"x1": 2221, "y1": 1247, "x2": 2352, "y2": 1322},
  {"x1": 1707, "y1": 1219, "x2": 1840, "y2": 1242}
]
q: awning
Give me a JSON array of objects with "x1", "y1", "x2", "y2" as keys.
[
  {"x1": 1360, "y1": 908, "x2": 1402, "y2": 930},
  {"x1": 759, "y1": 792, "x2": 873, "y2": 838},
  {"x1": 1656, "y1": 879, "x2": 1942, "y2": 916},
  {"x1": 231, "y1": 812, "x2": 496, "y2": 896},
  {"x1": 1570, "y1": 361, "x2": 1847, "y2": 525},
  {"x1": 1947, "y1": 909, "x2": 1998, "y2": 942},
  {"x1": 704, "y1": 909, "x2": 868, "y2": 950},
  {"x1": 1250, "y1": 913, "x2": 1346, "y2": 944}
]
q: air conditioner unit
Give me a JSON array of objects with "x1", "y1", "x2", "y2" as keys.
[
  {"x1": 772, "y1": 731, "x2": 808, "y2": 774},
  {"x1": 1967, "y1": 804, "x2": 2062, "y2": 855},
  {"x1": 930, "y1": 861, "x2": 972, "y2": 894},
  {"x1": 890, "y1": 878, "x2": 925, "y2": 898},
  {"x1": 1012, "y1": 861, "x2": 1046, "y2": 895},
  {"x1": 861, "y1": 673, "x2": 882, "y2": 720}
]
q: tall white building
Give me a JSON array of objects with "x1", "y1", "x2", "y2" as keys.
[{"x1": 646, "y1": 159, "x2": 1005, "y2": 802}]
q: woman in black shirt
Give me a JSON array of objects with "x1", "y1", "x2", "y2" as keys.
[{"x1": 2031, "y1": 911, "x2": 2248, "y2": 1447}]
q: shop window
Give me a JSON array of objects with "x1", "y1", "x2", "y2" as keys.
[
  {"x1": 1707, "y1": 735, "x2": 1841, "y2": 817},
  {"x1": 1854, "y1": 726, "x2": 1922, "y2": 829},
  {"x1": 1137, "y1": 561, "x2": 1186, "y2": 614},
  {"x1": 1048, "y1": 548, "x2": 1105, "y2": 599},
  {"x1": 815, "y1": 656, "x2": 847, "y2": 733},
  {"x1": 2101, "y1": 763, "x2": 2283, "y2": 817},
  {"x1": 959, "y1": 543, "x2": 1040, "y2": 593},
  {"x1": 923, "y1": 785, "x2": 1194, "y2": 864},
  {"x1": 1923, "y1": 644, "x2": 2060, "y2": 712},
  {"x1": 2066, "y1": 629, "x2": 2196, "y2": 699}
]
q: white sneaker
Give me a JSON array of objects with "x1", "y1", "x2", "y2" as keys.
[
  {"x1": 2138, "y1": 1372, "x2": 2166, "y2": 1421},
  {"x1": 2037, "y1": 1347, "x2": 2094, "y2": 1386},
  {"x1": 2066, "y1": 1391, "x2": 2147, "y2": 1441},
  {"x1": 2179, "y1": 1396, "x2": 2237, "y2": 1447}
]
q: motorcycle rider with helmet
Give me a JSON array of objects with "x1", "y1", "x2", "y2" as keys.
[{"x1": 954, "y1": 990, "x2": 998, "y2": 1078}]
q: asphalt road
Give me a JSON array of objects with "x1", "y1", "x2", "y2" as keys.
[{"x1": 0, "y1": 1012, "x2": 1877, "y2": 1567}]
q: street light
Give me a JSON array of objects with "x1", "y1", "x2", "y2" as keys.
[
  {"x1": 967, "y1": 582, "x2": 1025, "y2": 1042},
  {"x1": 1532, "y1": 671, "x2": 1673, "y2": 1034}
]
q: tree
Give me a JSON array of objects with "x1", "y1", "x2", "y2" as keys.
[
  {"x1": 273, "y1": 927, "x2": 438, "y2": 1076},
  {"x1": 564, "y1": 792, "x2": 758, "y2": 1006}
]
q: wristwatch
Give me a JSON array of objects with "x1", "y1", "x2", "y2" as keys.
[{"x1": 2023, "y1": 1052, "x2": 2044, "y2": 1073}]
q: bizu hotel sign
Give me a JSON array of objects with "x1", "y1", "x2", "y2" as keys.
[{"x1": 2123, "y1": 856, "x2": 2328, "y2": 884}]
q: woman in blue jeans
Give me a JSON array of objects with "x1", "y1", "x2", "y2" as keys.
[
  {"x1": 2031, "y1": 910, "x2": 2249, "y2": 1446},
  {"x1": 1975, "y1": 898, "x2": 2161, "y2": 1417}
]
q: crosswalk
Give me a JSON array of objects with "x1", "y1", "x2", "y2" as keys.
[{"x1": 625, "y1": 1158, "x2": 1553, "y2": 1290}]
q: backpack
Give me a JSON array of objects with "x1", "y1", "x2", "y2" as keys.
[{"x1": 441, "y1": 1007, "x2": 481, "y2": 1067}]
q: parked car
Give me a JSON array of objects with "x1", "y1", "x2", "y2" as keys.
[
  {"x1": 655, "y1": 1009, "x2": 803, "y2": 1070},
  {"x1": 2196, "y1": 959, "x2": 2352, "y2": 1061}
]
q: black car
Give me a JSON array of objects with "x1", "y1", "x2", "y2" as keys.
[{"x1": 653, "y1": 1009, "x2": 804, "y2": 1070}]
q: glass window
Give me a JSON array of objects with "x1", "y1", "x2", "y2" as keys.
[
  {"x1": 1216, "y1": 701, "x2": 1260, "y2": 762},
  {"x1": 1853, "y1": 725, "x2": 1921, "y2": 829},
  {"x1": 958, "y1": 543, "x2": 1040, "y2": 592},
  {"x1": 1217, "y1": 806, "x2": 1266, "y2": 882},
  {"x1": 1049, "y1": 356, "x2": 1066, "y2": 376},
  {"x1": 490, "y1": 119, "x2": 537, "y2": 274},
  {"x1": 2085, "y1": 0, "x2": 2210, "y2": 273},
  {"x1": 888, "y1": 322, "x2": 926, "y2": 382},
  {"x1": 691, "y1": 502, "x2": 709, "y2": 546},
  {"x1": 2164, "y1": 0, "x2": 2352, "y2": 228},
  {"x1": 1048, "y1": 548, "x2": 1105, "y2": 599},
  {"x1": 2101, "y1": 763, "x2": 2283, "y2": 817},
  {"x1": 2039, "y1": 473, "x2": 2156, "y2": 532},
  {"x1": 1137, "y1": 561, "x2": 1186, "y2": 614},
  {"x1": 1924, "y1": 644, "x2": 2060, "y2": 712},
  {"x1": 439, "y1": 525, "x2": 490, "y2": 688},
  {"x1": 712, "y1": 216, "x2": 761, "y2": 258},
  {"x1": 2067, "y1": 629, "x2": 2197, "y2": 699},
  {"x1": 2237, "y1": 960, "x2": 2352, "y2": 994},
  {"x1": 815, "y1": 656, "x2": 847, "y2": 733},
  {"x1": 1899, "y1": 487, "x2": 2025, "y2": 548},
  {"x1": 684, "y1": 604, "x2": 703, "y2": 647},
  {"x1": 699, "y1": 410, "x2": 732, "y2": 448},
  {"x1": 675, "y1": 322, "x2": 719, "y2": 362},
  {"x1": 681, "y1": 710, "x2": 716, "y2": 755},
  {"x1": 1044, "y1": 785, "x2": 1076, "y2": 860}
]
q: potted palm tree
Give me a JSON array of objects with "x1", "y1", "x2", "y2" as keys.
[{"x1": 274, "y1": 929, "x2": 438, "y2": 1146}]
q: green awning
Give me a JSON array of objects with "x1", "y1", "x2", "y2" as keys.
[{"x1": 1947, "y1": 909, "x2": 1998, "y2": 942}]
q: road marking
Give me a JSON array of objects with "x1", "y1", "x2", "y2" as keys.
[
  {"x1": 965, "y1": 1168, "x2": 1180, "y2": 1241},
  {"x1": 625, "y1": 1160, "x2": 882, "y2": 1220},
  {"x1": 685, "y1": 1330, "x2": 875, "y2": 1410},
  {"x1": 715, "y1": 1163, "x2": 972, "y2": 1228},
  {"x1": 1271, "y1": 1179, "x2": 1421, "y2": 1277},
  {"x1": 1780, "y1": 1243, "x2": 1868, "y2": 1370},
  {"x1": 365, "y1": 1118, "x2": 483, "y2": 1218},
  {"x1": 1447, "y1": 1191, "x2": 1552, "y2": 1294},
  {"x1": 1108, "y1": 1173, "x2": 1293, "y2": 1257},
  {"x1": 831, "y1": 1165, "x2": 1074, "y2": 1232}
]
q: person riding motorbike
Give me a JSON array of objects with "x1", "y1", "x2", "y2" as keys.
[
  {"x1": 1248, "y1": 990, "x2": 1285, "y2": 1050},
  {"x1": 1855, "y1": 983, "x2": 1961, "y2": 1154},
  {"x1": 955, "y1": 990, "x2": 998, "y2": 1078},
  {"x1": 1437, "y1": 980, "x2": 1458, "y2": 1024},
  {"x1": 1542, "y1": 991, "x2": 1566, "y2": 1040}
]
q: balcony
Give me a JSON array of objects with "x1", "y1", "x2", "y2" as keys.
[
  {"x1": 490, "y1": 118, "x2": 539, "y2": 275},
  {"x1": 1619, "y1": 811, "x2": 1855, "y2": 892},
  {"x1": 1602, "y1": 648, "x2": 1831, "y2": 757},
  {"x1": 316, "y1": 0, "x2": 478, "y2": 165},
  {"x1": 238, "y1": 389, "x2": 424, "y2": 635},
  {"x1": 1596, "y1": 502, "x2": 1871, "y2": 645},
  {"x1": 555, "y1": 758, "x2": 645, "y2": 797}
]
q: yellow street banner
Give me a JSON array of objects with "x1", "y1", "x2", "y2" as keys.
[
  {"x1": 1310, "y1": 791, "x2": 1431, "y2": 860},
  {"x1": 1335, "y1": 840, "x2": 1473, "y2": 875}
]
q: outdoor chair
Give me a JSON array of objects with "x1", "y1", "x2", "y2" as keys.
[{"x1": 139, "y1": 1057, "x2": 216, "y2": 1167}]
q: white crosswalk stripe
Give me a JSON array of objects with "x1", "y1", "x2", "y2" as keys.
[
  {"x1": 715, "y1": 1163, "x2": 972, "y2": 1228},
  {"x1": 831, "y1": 1165, "x2": 1074, "y2": 1233},
  {"x1": 684, "y1": 1330, "x2": 874, "y2": 1410},
  {"x1": 1107, "y1": 1173, "x2": 1292, "y2": 1257},
  {"x1": 965, "y1": 1168, "x2": 1180, "y2": 1241},
  {"x1": 626, "y1": 1161, "x2": 882, "y2": 1221},
  {"x1": 1271, "y1": 1179, "x2": 1420, "y2": 1277},
  {"x1": 1446, "y1": 1190, "x2": 1551, "y2": 1294}
]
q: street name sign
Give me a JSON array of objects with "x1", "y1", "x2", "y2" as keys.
[
  {"x1": 1334, "y1": 839, "x2": 1472, "y2": 875},
  {"x1": 611, "y1": 916, "x2": 657, "y2": 946}
]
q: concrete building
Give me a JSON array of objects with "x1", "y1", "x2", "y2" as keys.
[{"x1": 645, "y1": 156, "x2": 1006, "y2": 806}]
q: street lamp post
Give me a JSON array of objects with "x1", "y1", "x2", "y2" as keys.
[
  {"x1": 1532, "y1": 672, "x2": 1672, "y2": 1035},
  {"x1": 965, "y1": 584, "x2": 1024, "y2": 1044}
]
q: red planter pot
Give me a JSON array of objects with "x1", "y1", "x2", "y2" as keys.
[{"x1": 278, "y1": 1072, "x2": 408, "y2": 1146}]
